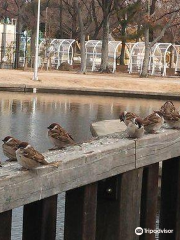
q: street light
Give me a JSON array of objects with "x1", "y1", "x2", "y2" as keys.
[{"x1": 33, "y1": 0, "x2": 41, "y2": 81}]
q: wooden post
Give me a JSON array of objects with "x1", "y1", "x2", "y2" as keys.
[
  {"x1": 140, "y1": 163, "x2": 159, "y2": 240},
  {"x1": 96, "y1": 168, "x2": 143, "y2": 240},
  {"x1": 23, "y1": 195, "x2": 58, "y2": 240},
  {"x1": 64, "y1": 183, "x2": 97, "y2": 240},
  {"x1": 0, "y1": 210, "x2": 12, "y2": 240},
  {"x1": 159, "y1": 157, "x2": 180, "y2": 240}
]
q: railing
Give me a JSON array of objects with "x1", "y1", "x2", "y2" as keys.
[{"x1": 0, "y1": 128, "x2": 180, "y2": 240}]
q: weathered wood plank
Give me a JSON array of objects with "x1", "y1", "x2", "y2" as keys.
[
  {"x1": 0, "y1": 128, "x2": 180, "y2": 214},
  {"x1": 23, "y1": 195, "x2": 57, "y2": 240},
  {"x1": 140, "y1": 163, "x2": 159, "y2": 240},
  {"x1": 0, "y1": 134, "x2": 135, "y2": 213},
  {"x1": 96, "y1": 176, "x2": 120, "y2": 240},
  {"x1": 64, "y1": 183, "x2": 97, "y2": 240},
  {"x1": 136, "y1": 128, "x2": 180, "y2": 168},
  {"x1": 96, "y1": 169, "x2": 143, "y2": 240},
  {"x1": 159, "y1": 158, "x2": 180, "y2": 240},
  {"x1": 0, "y1": 210, "x2": 12, "y2": 240},
  {"x1": 118, "y1": 168, "x2": 143, "y2": 239}
]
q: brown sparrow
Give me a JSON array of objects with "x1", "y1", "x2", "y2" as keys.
[
  {"x1": 119, "y1": 111, "x2": 139, "y2": 126},
  {"x1": 143, "y1": 111, "x2": 164, "y2": 133},
  {"x1": 47, "y1": 123, "x2": 74, "y2": 149},
  {"x1": 2, "y1": 136, "x2": 21, "y2": 161},
  {"x1": 127, "y1": 117, "x2": 144, "y2": 138},
  {"x1": 160, "y1": 101, "x2": 179, "y2": 115},
  {"x1": 162, "y1": 112, "x2": 180, "y2": 129},
  {"x1": 16, "y1": 142, "x2": 60, "y2": 170}
]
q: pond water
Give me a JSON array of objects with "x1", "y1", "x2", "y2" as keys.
[{"x1": 0, "y1": 92, "x2": 178, "y2": 240}]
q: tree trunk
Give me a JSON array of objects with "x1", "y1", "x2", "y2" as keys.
[
  {"x1": 14, "y1": 16, "x2": 22, "y2": 69},
  {"x1": 31, "y1": 28, "x2": 36, "y2": 68},
  {"x1": 59, "y1": 0, "x2": 63, "y2": 38},
  {"x1": 149, "y1": 0, "x2": 157, "y2": 42},
  {"x1": 140, "y1": 0, "x2": 151, "y2": 77},
  {"x1": 120, "y1": 22, "x2": 126, "y2": 65},
  {"x1": 101, "y1": 15, "x2": 109, "y2": 72},
  {"x1": 75, "y1": 0, "x2": 86, "y2": 73},
  {"x1": 80, "y1": 33, "x2": 86, "y2": 73},
  {"x1": 72, "y1": 0, "x2": 77, "y2": 39},
  {"x1": 141, "y1": 27, "x2": 150, "y2": 77}
]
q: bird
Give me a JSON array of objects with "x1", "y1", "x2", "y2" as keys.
[
  {"x1": 127, "y1": 117, "x2": 145, "y2": 138},
  {"x1": 143, "y1": 111, "x2": 164, "y2": 133},
  {"x1": 2, "y1": 136, "x2": 21, "y2": 161},
  {"x1": 119, "y1": 111, "x2": 139, "y2": 126},
  {"x1": 47, "y1": 123, "x2": 74, "y2": 149},
  {"x1": 162, "y1": 112, "x2": 180, "y2": 129},
  {"x1": 16, "y1": 142, "x2": 60, "y2": 170},
  {"x1": 160, "y1": 101, "x2": 179, "y2": 115}
]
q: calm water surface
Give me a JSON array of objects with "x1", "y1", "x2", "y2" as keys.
[{"x1": 0, "y1": 92, "x2": 178, "y2": 240}]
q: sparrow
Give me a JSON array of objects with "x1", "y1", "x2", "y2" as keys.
[
  {"x1": 143, "y1": 111, "x2": 164, "y2": 133},
  {"x1": 47, "y1": 123, "x2": 74, "y2": 149},
  {"x1": 162, "y1": 112, "x2": 180, "y2": 129},
  {"x1": 127, "y1": 117, "x2": 145, "y2": 138},
  {"x1": 2, "y1": 136, "x2": 21, "y2": 161},
  {"x1": 119, "y1": 111, "x2": 139, "y2": 126},
  {"x1": 160, "y1": 101, "x2": 179, "y2": 115},
  {"x1": 16, "y1": 142, "x2": 60, "y2": 170}
]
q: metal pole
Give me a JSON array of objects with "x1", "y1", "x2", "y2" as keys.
[{"x1": 33, "y1": 0, "x2": 41, "y2": 81}]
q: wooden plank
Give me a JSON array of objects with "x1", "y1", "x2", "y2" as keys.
[
  {"x1": 0, "y1": 210, "x2": 12, "y2": 240},
  {"x1": 159, "y1": 158, "x2": 180, "y2": 240},
  {"x1": 64, "y1": 183, "x2": 97, "y2": 240},
  {"x1": 0, "y1": 129, "x2": 180, "y2": 214},
  {"x1": 136, "y1": 128, "x2": 180, "y2": 168},
  {"x1": 23, "y1": 195, "x2": 57, "y2": 240},
  {"x1": 0, "y1": 134, "x2": 135, "y2": 213},
  {"x1": 96, "y1": 169, "x2": 143, "y2": 240},
  {"x1": 118, "y1": 168, "x2": 143, "y2": 239},
  {"x1": 140, "y1": 163, "x2": 159, "y2": 240}
]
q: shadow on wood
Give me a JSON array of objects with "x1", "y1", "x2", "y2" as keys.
[{"x1": 23, "y1": 195, "x2": 58, "y2": 240}]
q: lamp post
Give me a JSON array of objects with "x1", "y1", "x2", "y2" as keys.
[{"x1": 33, "y1": 0, "x2": 41, "y2": 81}]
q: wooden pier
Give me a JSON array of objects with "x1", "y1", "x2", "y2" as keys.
[{"x1": 0, "y1": 128, "x2": 180, "y2": 240}]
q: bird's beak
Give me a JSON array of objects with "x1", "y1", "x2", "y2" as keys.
[
  {"x1": 2, "y1": 140, "x2": 5, "y2": 143},
  {"x1": 47, "y1": 126, "x2": 50, "y2": 129}
]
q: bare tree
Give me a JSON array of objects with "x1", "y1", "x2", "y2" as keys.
[
  {"x1": 75, "y1": 0, "x2": 86, "y2": 73},
  {"x1": 97, "y1": 0, "x2": 114, "y2": 72},
  {"x1": 141, "y1": 0, "x2": 179, "y2": 77}
]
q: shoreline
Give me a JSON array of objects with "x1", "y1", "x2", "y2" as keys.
[{"x1": 0, "y1": 84, "x2": 180, "y2": 100}]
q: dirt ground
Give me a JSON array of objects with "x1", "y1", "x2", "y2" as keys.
[{"x1": 0, "y1": 69, "x2": 180, "y2": 94}]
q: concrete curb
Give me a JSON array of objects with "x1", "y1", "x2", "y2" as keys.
[{"x1": 0, "y1": 83, "x2": 180, "y2": 99}]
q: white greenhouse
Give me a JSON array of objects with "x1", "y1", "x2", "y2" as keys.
[
  {"x1": 39, "y1": 39, "x2": 75, "y2": 69},
  {"x1": 85, "y1": 40, "x2": 122, "y2": 73},
  {"x1": 129, "y1": 42, "x2": 180, "y2": 76}
]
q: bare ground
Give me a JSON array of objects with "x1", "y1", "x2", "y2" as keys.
[{"x1": 0, "y1": 69, "x2": 180, "y2": 94}]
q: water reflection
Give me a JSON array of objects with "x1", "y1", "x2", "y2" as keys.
[{"x1": 0, "y1": 92, "x2": 178, "y2": 240}]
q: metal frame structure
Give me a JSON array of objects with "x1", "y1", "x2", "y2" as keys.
[
  {"x1": 128, "y1": 42, "x2": 145, "y2": 74},
  {"x1": 39, "y1": 38, "x2": 75, "y2": 69},
  {"x1": 129, "y1": 42, "x2": 179, "y2": 76},
  {"x1": 174, "y1": 45, "x2": 180, "y2": 74},
  {"x1": 85, "y1": 40, "x2": 122, "y2": 73},
  {"x1": 108, "y1": 41, "x2": 122, "y2": 73},
  {"x1": 51, "y1": 39, "x2": 75, "y2": 69},
  {"x1": 85, "y1": 40, "x2": 102, "y2": 71},
  {"x1": 151, "y1": 43, "x2": 178, "y2": 76}
]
